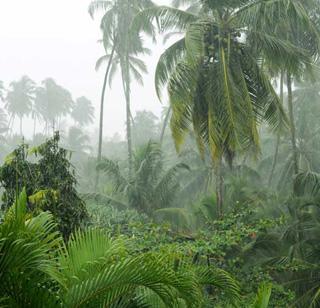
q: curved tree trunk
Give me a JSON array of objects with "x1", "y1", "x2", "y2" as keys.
[
  {"x1": 268, "y1": 70, "x2": 284, "y2": 185},
  {"x1": 33, "y1": 116, "x2": 37, "y2": 138},
  {"x1": 19, "y1": 117, "x2": 23, "y2": 136},
  {"x1": 287, "y1": 72, "x2": 299, "y2": 175},
  {"x1": 95, "y1": 42, "x2": 117, "y2": 191},
  {"x1": 6, "y1": 114, "x2": 14, "y2": 137},
  {"x1": 121, "y1": 57, "x2": 133, "y2": 175},
  {"x1": 160, "y1": 106, "x2": 171, "y2": 145}
]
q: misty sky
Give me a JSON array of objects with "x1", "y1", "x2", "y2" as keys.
[{"x1": 0, "y1": 0, "x2": 170, "y2": 138}]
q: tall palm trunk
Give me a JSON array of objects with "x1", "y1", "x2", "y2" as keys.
[
  {"x1": 215, "y1": 158, "x2": 223, "y2": 218},
  {"x1": 33, "y1": 116, "x2": 37, "y2": 138},
  {"x1": 268, "y1": 70, "x2": 284, "y2": 185},
  {"x1": 7, "y1": 114, "x2": 14, "y2": 137},
  {"x1": 287, "y1": 72, "x2": 299, "y2": 175},
  {"x1": 160, "y1": 106, "x2": 171, "y2": 145},
  {"x1": 19, "y1": 117, "x2": 23, "y2": 136},
  {"x1": 122, "y1": 57, "x2": 133, "y2": 174},
  {"x1": 95, "y1": 42, "x2": 117, "y2": 191}
]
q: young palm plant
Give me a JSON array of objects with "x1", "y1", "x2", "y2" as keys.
[{"x1": 98, "y1": 141, "x2": 189, "y2": 216}]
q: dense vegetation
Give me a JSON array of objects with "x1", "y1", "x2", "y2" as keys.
[{"x1": 1, "y1": 0, "x2": 320, "y2": 306}]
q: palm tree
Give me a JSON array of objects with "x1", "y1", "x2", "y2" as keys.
[
  {"x1": 0, "y1": 108, "x2": 8, "y2": 135},
  {"x1": 64, "y1": 126, "x2": 91, "y2": 155},
  {"x1": 71, "y1": 96, "x2": 95, "y2": 127},
  {"x1": 0, "y1": 81, "x2": 8, "y2": 136},
  {"x1": 132, "y1": 110, "x2": 159, "y2": 146},
  {"x1": 134, "y1": 1, "x2": 301, "y2": 215},
  {"x1": 5, "y1": 76, "x2": 35, "y2": 135},
  {"x1": 89, "y1": 0, "x2": 155, "y2": 184},
  {"x1": 240, "y1": 0, "x2": 320, "y2": 175},
  {"x1": 98, "y1": 141, "x2": 189, "y2": 216},
  {"x1": 0, "y1": 189, "x2": 240, "y2": 307},
  {"x1": 34, "y1": 78, "x2": 73, "y2": 135}
]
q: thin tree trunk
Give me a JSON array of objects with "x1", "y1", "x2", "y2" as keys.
[
  {"x1": 160, "y1": 106, "x2": 171, "y2": 145},
  {"x1": 125, "y1": 69, "x2": 133, "y2": 175},
  {"x1": 33, "y1": 116, "x2": 36, "y2": 138},
  {"x1": 19, "y1": 117, "x2": 23, "y2": 136},
  {"x1": 121, "y1": 55, "x2": 133, "y2": 175},
  {"x1": 215, "y1": 158, "x2": 223, "y2": 218},
  {"x1": 95, "y1": 42, "x2": 117, "y2": 191},
  {"x1": 268, "y1": 70, "x2": 284, "y2": 185},
  {"x1": 6, "y1": 114, "x2": 13, "y2": 137},
  {"x1": 287, "y1": 72, "x2": 299, "y2": 175}
]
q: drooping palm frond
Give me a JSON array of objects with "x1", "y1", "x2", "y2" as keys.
[
  {"x1": 57, "y1": 229, "x2": 124, "y2": 288},
  {"x1": 132, "y1": 5, "x2": 198, "y2": 36},
  {"x1": 61, "y1": 252, "x2": 202, "y2": 307},
  {"x1": 0, "y1": 189, "x2": 64, "y2": 306},
  {"x1": 155, "y1": 38, "x2": 186, "y2": 99},
  {"x1": 97, "y1": 158, "x2": 128, "y2": 192},
  {"x1": 196, "y1": 267, "x2": 241, "y2": 305},
  {"x1": 88, "y1": 0, "x2": 113, "y2": 18},
  {"x1": 252, "y1": 283, "x2": 272, "y2": 308},
  {"x1": 293, "y1": 171, "x2": 320, "y2": 198},
  {"x1": 98, "y1": 141, "x2": 189, "y2": 216}
]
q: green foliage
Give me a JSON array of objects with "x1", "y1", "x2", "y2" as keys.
[
  {"x1": 0, "y1": 133, "x2": 87, "y2": 239},
  {"x1": 98, "y1": 141, "x2": 189, "y2": 216},
  {"x1": 0, "y1": 190, "x2": 240, "y2": 307},
  {"x1": 34, "y1": 78, "x2": 73, "y2": 133}
]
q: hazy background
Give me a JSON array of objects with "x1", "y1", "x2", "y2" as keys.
[{"x1": 0, "y1": 0, "x2": 170, "y2": 138}]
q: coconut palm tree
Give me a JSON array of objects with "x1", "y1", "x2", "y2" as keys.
[
  {"x1": 64, "y1": 126, "x2": 91, "y2": 155},
  {"x1": 239, "y1": 0, "x2": 320, "y2": 175},
  {"x1": 5, "y1": 76, "x2": 35, "y2": 135},
  {"x1": 89, "y1": 0, "x2": 155, "y2": 185},
  {"x1": 132, "y1": 110, "x2": 159, "y2": 146},
  {"x1": 0, "y1": 108, "x2": 8, "y2": 135},
  {"x1": 71, "y1": 96, "x2": 95, "y2": 127},
  {"x1": 0, "y1": 189, "x2": 240, "y2": 307},
  {"x1": 0, "y1": 82, "x2": 8, "y2": 136},
  {"x1": 34, "y1": 78, "x2": 73, "y2": 135},
  {"x1": 98, "y1": 141, "x2": 189, "y2": 215},
  {"x1": 134, "y1": 0, "x2": 312, "y2": 214}
]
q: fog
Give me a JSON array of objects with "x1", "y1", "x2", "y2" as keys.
[
  {"x1": 1, "y1": 1, "x2": 320, "y2": 306},
  {"x1": 0, "y1": 0, "x2": 170, "y2": 138}
]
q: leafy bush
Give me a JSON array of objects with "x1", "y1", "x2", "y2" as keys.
[{"x1": 0, "y1": 132, "x2": 87, "y2": 239}]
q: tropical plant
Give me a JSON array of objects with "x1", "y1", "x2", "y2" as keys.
[
  {"x1": 63, "y1": 126, "x2": 91, "y2": 155},
  {"x1": 240, "y1": 0, "x2": 320, "y2": 176},
  {"x1": 34, "y1": 78, "x2": 73, "y2": 134},
  {"x1": 0, "y1": 107, "x2": 8, "y2": 135},
  {"x1": 133, "y1": 0, "x2": 296, "y2": 215},
  {"x1": 89, "y1": 0, "x2": 155, "y2": 182},
  {"x1": 0, "y1": 133, "x2": 87, "y2": 239},
  {"x1": 98, "y1": 141, "x2": 189, "y2": 216},
  {"x1": 0, "y1": 189, "x2": 241, "y2": 307},
  {"x1": 132, "y1": 110, "x2": 159, "y2": 146},
  {"x1": 71, "y1": 96, "x2": 95, "y2": 127},
  {"x1": 5, "y1": 75, "x2": 35, "y2": 135}
]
